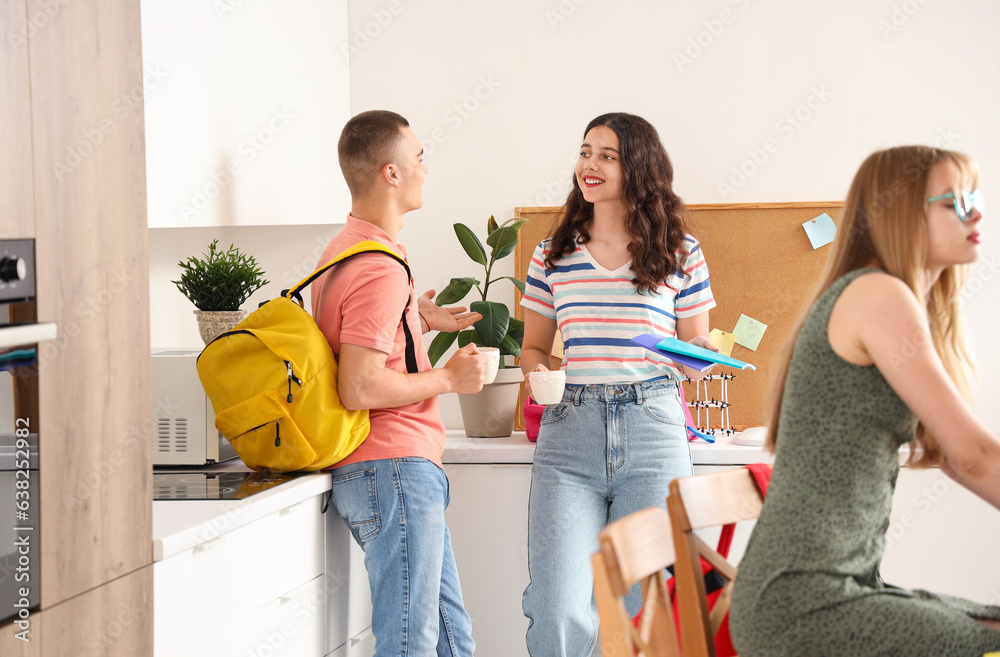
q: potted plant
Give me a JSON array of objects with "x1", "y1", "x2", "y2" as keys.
[
  {"x1": 172, "y1": 239, "x2": 269, "y2": 345},
  {"x1": 428, "y1": 215, "x2": 527, "y2": 437}
]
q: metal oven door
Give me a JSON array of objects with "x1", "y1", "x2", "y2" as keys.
[{"x1": 0, "y1": 431, "x2": 40, "y2": 625}]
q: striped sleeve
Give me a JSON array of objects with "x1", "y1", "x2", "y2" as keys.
[
  {"x1": 674, "y1": 236, "x2": 716, "y2": 318},
  {"x1": 519, "y1": 240, "x2": 556, "y2": 319}
]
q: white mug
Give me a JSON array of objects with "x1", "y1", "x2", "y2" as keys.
[
  {"x1": 478, "y1": 347, "x2": 500, "y2": 384},
  {"x1": 529, "y1": 370, "x2": 566, "y2": 405}
]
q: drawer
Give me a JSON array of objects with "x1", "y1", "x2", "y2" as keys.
[
  {"x1": 155, "y1": 494, "x2": 325, "y2": 656},
  {"x1": 237, "y1": 575, "x2": 328, "y2": 657}
]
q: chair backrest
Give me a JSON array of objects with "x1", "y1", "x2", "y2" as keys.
[
  {"x1": 592, "y1": 506, "x2": 680, "y2": 657},
  {"x1": 667, "y1": 469, "x2": 765, "y2": 657}
]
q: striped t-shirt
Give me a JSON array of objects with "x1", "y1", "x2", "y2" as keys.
[{"x1": 520, "y1": 235, "x2": 715, "y2": 384}]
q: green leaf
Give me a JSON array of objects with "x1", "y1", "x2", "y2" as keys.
[
  {"x1": 487, "y1": 226, "x2": 517, "y2": 262},
  {"x1": 454, "y1": 224, "x2": 487, "y2": 266},
  {"x1": 498, "y1": 276, "x2": 526, "y2": 295},
  {"x1": 457, "y1": 330, "x2": 479, "y2": 348},
  {"x1": 471, "y1": 300, "x2": 509, "y2": 348},
  {"x1": 436, "y1": 277, "x2": 478, "y2": 305},
  {"x1": 507, "y1": 317, "x2": 524, "y2": 343},
  {"x1": 499, "y1": 334, "x2": 521, "y2": 359},
  {"x1": 427, "y1": 330, "x2": 459, "y2": 366},
  {"x1": 487, "y1": 215, "x2": 499, "y2": 238}
]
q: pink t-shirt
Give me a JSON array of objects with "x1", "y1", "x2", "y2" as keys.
[{"x1": 312, "y1": 215, "x2": 446, "y2": 468}]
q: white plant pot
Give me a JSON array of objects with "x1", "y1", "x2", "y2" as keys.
[
  {"x1": 458, "y1": 367, "x2": 524, "y2": 437},
  {"x1": 194, "y1": 309, "x2": 248, "y2": 345}
]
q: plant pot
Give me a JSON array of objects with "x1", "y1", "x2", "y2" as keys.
[
  {"x1": 194, "y1": 309, "x2": 248, "y2": 345},
  {"x1": 458, "y1": 367, "x2": 524, "y2": 437}
]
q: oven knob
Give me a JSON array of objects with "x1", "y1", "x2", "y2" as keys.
[{"x1": 0, "y1": 256, "x2": 27, "y2": 282}]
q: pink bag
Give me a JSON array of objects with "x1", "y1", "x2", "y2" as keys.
[{"x1": 523, "y1": 396, "x2": 545, "y2": 442}]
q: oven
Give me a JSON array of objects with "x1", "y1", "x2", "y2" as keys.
[{"x1": 1, "y1": 238, "x2": 49, "y2": 626}]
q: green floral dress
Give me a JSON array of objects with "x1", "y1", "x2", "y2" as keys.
[{"x1": 730, "y1": 269, "x2": 1000, "y2": 656}]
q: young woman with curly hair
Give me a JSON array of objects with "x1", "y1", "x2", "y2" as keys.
[{"x1": 518, "y1": 112, "x2": 719, "y2": 657}]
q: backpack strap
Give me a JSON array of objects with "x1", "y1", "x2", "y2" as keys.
[{"x1": 283, "y1": 240, "x2": 419, "y2": 374}]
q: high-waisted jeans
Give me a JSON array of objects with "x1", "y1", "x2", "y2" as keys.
[{"x1": 522, "y1": 380, "x2": 692, "y2": 657}]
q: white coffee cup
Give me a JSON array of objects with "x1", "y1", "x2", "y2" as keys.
[
  {"x1": 478, "y1": 347, "x2": 500, "y2": 384},
  {"x1": 529, "y1": 370, "x2": 566, "y2": 405}
]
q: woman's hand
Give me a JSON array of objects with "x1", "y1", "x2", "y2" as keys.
[
  {"x1": 688, "y1": 335, "x2": 720, "y2": 353},
  {"x1": 525, "y1": 364, "x2": 549, "y2": 399},
  {"x1": 417, "y1": 289, "x2": 483, "y2": 334}
]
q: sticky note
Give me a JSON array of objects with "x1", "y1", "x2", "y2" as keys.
[
  {"x1": 708, "y1": 329, "x2": 736, "y2": 357},
  {"x1": 733, "y1": 314, "x2": 768, "y2": 351},
  {"x1": 802, "y1": 213, "x2": 837, "y2": 249},
  {"x1": 551, "y1": 329, "x2": 564, "y2": 359}
]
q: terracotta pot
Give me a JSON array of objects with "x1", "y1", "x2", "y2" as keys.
[{"x1": 194, "y1": 309, "x2": 248, "y2": 345}]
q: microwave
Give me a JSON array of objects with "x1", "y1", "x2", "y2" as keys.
[{"x1": 151, "y1": 349, "x2": 237, "y2": 466}]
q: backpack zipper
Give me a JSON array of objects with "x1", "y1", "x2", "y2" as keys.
[
  {"x1": 274, "y1": 419, "x2": 280, "y2": 447},
  {"x1": 285, "y1": 361, "x2": 303, "y2": 403}
]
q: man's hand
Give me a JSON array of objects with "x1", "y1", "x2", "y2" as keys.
[
  {"x1": 443, "y1": 343, "x2": 486, "y2": 394},
  {"x1": 418, "y1": 289, "x2": 483, "y2": 333}
]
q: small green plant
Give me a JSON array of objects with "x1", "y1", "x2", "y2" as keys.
[
  {"x1": 428, "y1": 215, "x2": 527, "y2": 367},
  {"x1": 172, "y1": 239, "x2": 269, "y2": 311}
]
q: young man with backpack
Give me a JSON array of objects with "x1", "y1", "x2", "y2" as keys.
[{"x1": 312, "y1": 110, "x2": 486, "y2": 656}]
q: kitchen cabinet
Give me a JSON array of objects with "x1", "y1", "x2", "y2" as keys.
[
  {"x1": 141, "y1": 0, "x2": 351, "y2": 227},
  {"x1": 444, "y1": 463, "x2": 533, "y2": 657},
  {"x1": 154, "y1": 494, "x2": 326, "y2": 656},
  {"x1": 325, "y1": 507, "x2": 373, "y2": 656},
  {"x1": 0, "y1": 0, "x2": 33, "y2": 239}
]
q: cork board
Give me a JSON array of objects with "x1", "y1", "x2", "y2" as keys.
[{"x1": 512, "y1": 202, "x2": 843, "y2": 430}]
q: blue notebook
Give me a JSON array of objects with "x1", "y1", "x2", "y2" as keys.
[{"x1": 631, "y1": 334, "x2": 756, "y2": 372}]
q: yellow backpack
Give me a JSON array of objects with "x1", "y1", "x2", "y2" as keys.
[{"x1": 196, "y1": 241, "x2": 417, "y2": 472}]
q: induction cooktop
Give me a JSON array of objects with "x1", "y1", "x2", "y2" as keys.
[{"x1": 152, "y1": 471, "x2": 302, "y2": 500}]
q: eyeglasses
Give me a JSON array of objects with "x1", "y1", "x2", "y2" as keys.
[{"x1": 926, "y1": 189, "x2": 984, "y2": 223}]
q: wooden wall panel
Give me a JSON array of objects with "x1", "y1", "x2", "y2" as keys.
[
  {"x1": 27, "y1": 0, "x2": 152, "y2": 606},
  {"x1": 0, "y1": 0, "x2": 35, "y2": 238}
]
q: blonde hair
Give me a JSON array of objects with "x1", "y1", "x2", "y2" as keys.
[{"x1": 765, "y1": 146, "x2": 978, "y2": 467}]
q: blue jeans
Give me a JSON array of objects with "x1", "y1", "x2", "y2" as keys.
[
  {"x1": 330, "y1": 457, "x2": 475, "y2": 657},
  {"x1": 522, "y1": 380, "x2": 693, "y2": 657}
]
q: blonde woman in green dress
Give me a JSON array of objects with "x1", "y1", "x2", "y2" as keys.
[{"x1": 730, "y1": 146, "x2": 1000, "y2": 656}]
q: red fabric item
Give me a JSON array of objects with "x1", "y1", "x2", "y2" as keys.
[
  {"x1": 632, "y1": 463, "x2": 772, "y2": 656},
  {"x1": 523, "y1": 396, "x2": 544, "y2": 442}
]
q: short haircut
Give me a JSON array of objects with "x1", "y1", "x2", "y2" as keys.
[{"x1": 338, "y1": 110, "x2": 410, "y2": 196}]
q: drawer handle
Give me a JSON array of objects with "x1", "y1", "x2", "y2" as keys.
[
  {"x1": 192, "y1": 534, "x2": 227, "y2": 554},
  {"x1": 279, "y1": 501, "x2": 307, "y2": 517}
]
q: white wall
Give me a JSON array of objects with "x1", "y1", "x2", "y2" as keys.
[
  {"x1": 345, "y1": 0, "x2": 1000, "y2": 430},
  {"x1": 151, "y1": 0, "x2": 1000, "y2": 430}
]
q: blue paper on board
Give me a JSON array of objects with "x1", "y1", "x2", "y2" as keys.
[{"x1": 802, "y1": 213, "x2": 837, "y2": 249}]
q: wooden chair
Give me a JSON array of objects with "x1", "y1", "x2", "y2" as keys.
[
  {"x1": 592, "y1": 506, "x2": 680, "y2": 657},
  {"x1": 667, "y1": 469, "x2": 766, "y2": 657}
]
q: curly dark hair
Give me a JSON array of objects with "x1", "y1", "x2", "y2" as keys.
[{"x1": 544, "y1": 113, "x2": 690, "y2": 294}]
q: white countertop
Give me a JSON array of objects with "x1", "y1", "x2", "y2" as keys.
[
  {"x1": 442, "y1": 430, "x2": 771, "y2": 465},
  {"x1": 153, "y1": 430, "x2": 770, "y2": 563}
]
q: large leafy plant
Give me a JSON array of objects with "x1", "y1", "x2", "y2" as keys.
[
  {"x1": 172, "y1": 239, "x2": 269, "y2": 311},
  {"x1": 428, "y1": 216, "x2": 527, "y2": 368}
]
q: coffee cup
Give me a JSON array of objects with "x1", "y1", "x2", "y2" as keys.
[
  {"x1": 529, "y1": 370, "x2": 566, "y2": 405},
  {"x1": 478, "y1": 347, "x2": 500, "y2": 384}
]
